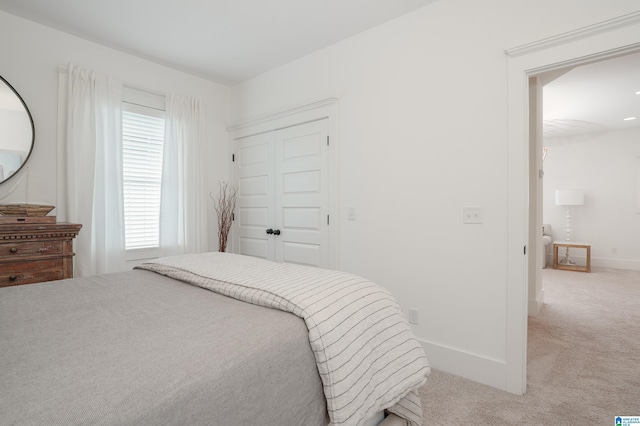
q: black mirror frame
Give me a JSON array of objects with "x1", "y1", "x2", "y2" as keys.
[{"x1": 0, "y1": 75, "x2": 35, "y2": 185}]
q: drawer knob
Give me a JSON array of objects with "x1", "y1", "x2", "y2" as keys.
[
  {"x1": 9, "y1": 275, "x2": 17, "y2": 281},
  {"x1": 9, "y1": 247, "x2": 17, "y2": 253}
]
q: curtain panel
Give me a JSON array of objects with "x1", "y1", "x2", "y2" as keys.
[
  {"x1": 159, "y1": 94, "x2": 208, "y2": 256},
  {"x1": 57, "y1": 64, "x2": 127, "y2": 276}
]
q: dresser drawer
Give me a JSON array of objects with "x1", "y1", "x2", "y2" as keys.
[
  {"x1": 0, "y1": 241, "x2": 63, "y2": 257},
  {"x1": 0, "y1": 259, "x2": 65, "y2": 287}
]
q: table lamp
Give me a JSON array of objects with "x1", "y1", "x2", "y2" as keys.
[{"x1": 555, "y1": 189, "x2": 584, "y2": 264}]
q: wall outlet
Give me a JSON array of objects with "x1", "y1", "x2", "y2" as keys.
[
  {"x1": 408, "y1": 308, "x2": 419, "y2": 325},
  {"x1": 463, "y1": 206, "x2": 482, "y2": 224}
]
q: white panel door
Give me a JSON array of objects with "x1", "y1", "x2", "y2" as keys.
[
  {"x1": 275, "y1": 119, "x2": 329, "y2": 267},
  {"x1": 233, "y1": 132, "x2": 275, "y2": 260},
  {"x1": 233, "y1": 119, "x2": 329, "y2": 268}
]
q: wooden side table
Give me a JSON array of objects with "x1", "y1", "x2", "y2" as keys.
[{"x1": 553, "y1": 241, "x2": 591, "y2": 272}]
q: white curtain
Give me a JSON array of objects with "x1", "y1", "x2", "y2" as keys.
[
  {"x1": 159, "y1": 94, "x2": 207, "y2": 256},
  {"x1": 58, "y1": 65, "x2": 126, "y2": 276}
]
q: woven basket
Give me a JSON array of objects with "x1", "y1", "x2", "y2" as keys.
[{"x1": 0, "y1": 204, "x2": 55, "y2": 217}]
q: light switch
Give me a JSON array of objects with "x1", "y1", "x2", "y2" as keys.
[
  {"x1": 463, "y1": 206, "x2": 482, "y2": 224},
  {"x1": 347, "y1": 207, "x2": 356, "y2": 221}
]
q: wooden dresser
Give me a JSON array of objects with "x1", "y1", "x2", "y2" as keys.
[{"x1": 0, "y1": 222, "x2": 82, "y2": 287}]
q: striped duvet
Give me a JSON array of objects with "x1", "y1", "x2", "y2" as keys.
[{"x1": 137, "y1": 252, "x2": 429, "y2": 426}]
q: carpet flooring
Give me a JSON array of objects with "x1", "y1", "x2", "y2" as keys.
[{"x1": 419, "y1": 267, "x2": 640, "y2": 425}]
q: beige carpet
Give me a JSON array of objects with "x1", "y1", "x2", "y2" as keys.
[{"x1": 419, "y1": 267, "x2": 640, "y2": 425}]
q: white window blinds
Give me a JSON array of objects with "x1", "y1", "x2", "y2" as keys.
[{"x1": 122, "y1": 104, "x2": 165, "y2": 250}]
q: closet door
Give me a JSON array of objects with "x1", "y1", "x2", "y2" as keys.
[
  {"x1": 233, "y1": 131, "x2": 275, "y2": 260},
  {"x1": 274, "y1": 119, "x2": 329, "y2": 267},
  {"x1": 233, "y1": 119, "x2": 329, "y2": 268}
]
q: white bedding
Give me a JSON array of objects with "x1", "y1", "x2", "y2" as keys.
[{"x1": 137, "y1": 252, "x2": 429, "y2": 426}]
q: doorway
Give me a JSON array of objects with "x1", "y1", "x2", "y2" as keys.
[
  {"x1": 527, "y1": 51, "x2": 640, "y2": 394},
  {"x1": 228, "y1": 98, "x2": 340, "y2": 269},
  {"x1": 506, "y1": 13, "x2": 640, "y2": 395}
]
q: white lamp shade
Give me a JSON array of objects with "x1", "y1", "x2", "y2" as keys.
[{"x1": 555, "y1": 189, "x2": 584, "y2": 206}]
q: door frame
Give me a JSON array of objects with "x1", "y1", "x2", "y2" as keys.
[
  {"x1": 228, "y1": 98, "x2": 340, "y2": 269},
  {"x1": 505, "y1": 12, "x2": 640, "y2": 394}
]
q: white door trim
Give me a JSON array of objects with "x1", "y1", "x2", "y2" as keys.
[
  {"x1": 229, "y1": 98, "x2": 340, "y2": 269},
  {"x1": 229, "y1": 97, "x2": 338, "y2": 135},
  {"x1": 505, "y1": 13, "x2": 640, "y2": 395},
  {"x1": 505, "y1": 11, "x2": 640, "y2": 58}
]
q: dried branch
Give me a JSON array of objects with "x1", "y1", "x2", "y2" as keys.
[{"x1": 211, "y1": 181, "x2": 238, "y2": 252}]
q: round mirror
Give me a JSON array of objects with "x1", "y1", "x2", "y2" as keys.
[{"x1": 0, "y1": 76, "x2": 34, "y2": 184}]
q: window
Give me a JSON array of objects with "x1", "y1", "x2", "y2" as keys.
[{"x1": 122, "y1": 101, "x2": 165, "y2": 252}]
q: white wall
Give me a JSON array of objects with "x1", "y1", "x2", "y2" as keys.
[
  {"x1": 230, "y1": 0, "x2": 640, "y2": 390},
  {"x1": 543, "y1": 127, "x2": 640, "y2": 270},
  {"x1": 0, "y1": 11, "x2": 231, "y2": 251}
]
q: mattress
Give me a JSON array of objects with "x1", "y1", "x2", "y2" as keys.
[
  {"x1": 137, "y1": 252, "x2": 429, "y2": 426},
  {"x1": 0, "y1": 270, "x2": 328, "y2": 425}
]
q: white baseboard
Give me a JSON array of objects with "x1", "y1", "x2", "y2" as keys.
[
  {"x1": 528, "y1": 288, "x2": 544, "y2": 317},
  {"x1": 592, "y1": 257, "x2": 640, "y2": 271},
  {"x1": 419, "y1": 338, "x2": 507, "y2": 392},
  {"x1": 546, "y1": 254, "x2": 640, "y2": 271}
]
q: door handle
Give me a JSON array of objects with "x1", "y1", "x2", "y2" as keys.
[
  {"x1": 266, "y1": 228, "x2": 274, "y2": 235},
  {"x1": 273, "y1": 229, "x2": 281, "y2": 236}
]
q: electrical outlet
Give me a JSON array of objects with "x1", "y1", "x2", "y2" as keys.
[
  {"x1": 408, "y1": 308, "x2": 419, "y2": 325},
  {"x1": 463, "y1": 206, "x2": 482, "y2": 224}
]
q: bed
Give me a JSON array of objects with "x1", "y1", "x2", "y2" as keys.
[{"x1": 0, "y1": 252, "x2": 429, "y2": 425}]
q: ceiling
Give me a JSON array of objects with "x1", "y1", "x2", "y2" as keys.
[
  {"x1": 0, "y1": 0, "x2": 437, "y2": 85},
  {"x1": 543, "y1": 51, "x2": 640, "y2": 139}
]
